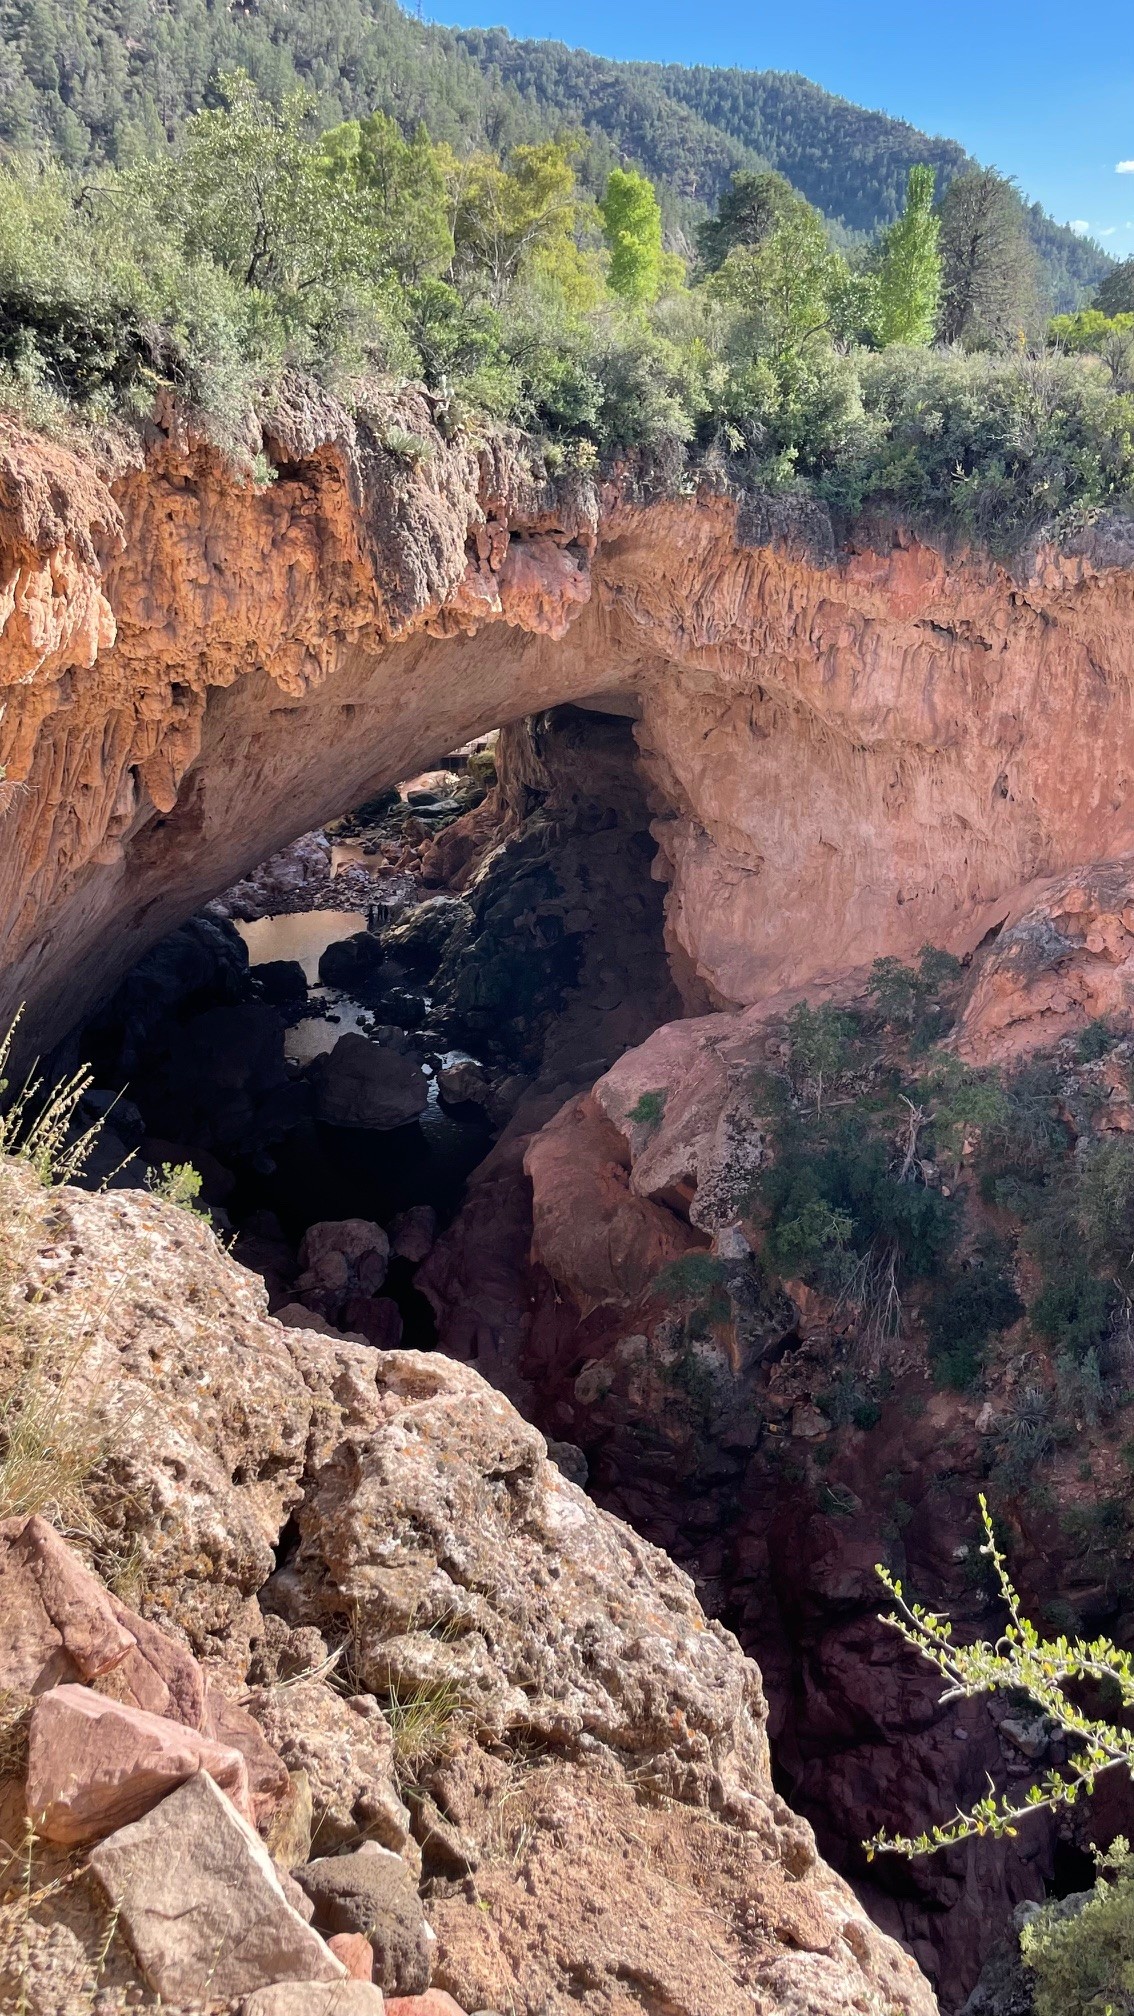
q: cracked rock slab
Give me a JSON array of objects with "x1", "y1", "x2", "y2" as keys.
[{"x1": 88, "y1": 1769, "x2": 345, "y2": 1999}]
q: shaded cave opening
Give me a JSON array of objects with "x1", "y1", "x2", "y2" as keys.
[{"x1": 65, "y1": 702, "x2": 679, "y2": 1363}]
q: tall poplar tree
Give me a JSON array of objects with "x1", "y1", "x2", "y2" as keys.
[
  {"x1": 869, "y1": 163, "x2": 941, "y2": 346},
  {"x1": 600, "y1": 168, "x2": 664, "y2": 305}
]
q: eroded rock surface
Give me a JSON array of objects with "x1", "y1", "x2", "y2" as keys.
[
  {"x1": 7, "y1": 391, "x2": 1134, "y2": 1054},
  {"x1": 0, "y1": 1154, "x2": 934, "y2": 2015}
]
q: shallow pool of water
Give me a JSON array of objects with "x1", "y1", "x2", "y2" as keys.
[
  {"x1": 330, "y1": 841, "x2": 376, "y2": 877},
  {"x1": 235, "y1": 910, "x2": 368, "y2": 982},
  {"x1": 284, "y1": 992, "x2": 377, "y2": 1064}
]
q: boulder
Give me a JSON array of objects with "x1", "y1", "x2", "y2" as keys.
[
  {"x1": 295, "y1": 1845, "x2": 433, "y2": 1994},
  {"x1": 435, "y1": 1061, "x2": 491, "y2": 1110},
  {"x1": 25, "y1": 1684, "x2": 252, "y2": 1845},
  {"x1": 300, "y1": 1219, "x2": 390, "y2": 1274},
  {"x1": 244, "y1": 1678, "x2": 411, "y2": 1859},
  {"x1": 257, "y1": 960, "x2": 308, "y2": 1004},
  {"x1": 179, "y1": 1003, "x2": 289, "y2": 1097},
  {"x1": 318, "y1": 932, "x2": 385, "y2": 992},
  {"x1": 292, "y1": 1220, "x2": 394, "y2": 1331},
  {"x1": 315, "y1": 1036, "x2": 428, "y2": 1131},
  {"x1": 242, "y1": 1986, "x2": 385, "y2": 2016},
  {"x1": 204, "y1": 1684, "x2": 292, "y2": 1829},
  {"x1": 88, "y1": 1769, "x2": 345, "y2": 1998},
  {"x1": 0, "y1": 1514, "x2": 209, "y2": 1724},
  {"x1": 329, "y1": 1933, "x2": 376, "y2": 1980},
  {"x1": 382, "y1": 898, "x2": 472, "y2": 979},
  {"x1": 388, "y1": 1206, "x2": 437, "y2": 1266},
  {"x1": 0, "y1": 1513, "x2": 136, "y2": 1694}
]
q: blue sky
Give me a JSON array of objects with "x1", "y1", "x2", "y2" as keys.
[{"x1": 436, "y1": 0, "x2": 1134, "y2": 251}]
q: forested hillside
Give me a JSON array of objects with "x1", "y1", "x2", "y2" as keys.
[{"x1": 0, "y1": 0, "x2": 1110, "y2": 310}]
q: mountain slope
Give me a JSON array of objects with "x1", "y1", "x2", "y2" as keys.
[{"x1": 0, "y1": 0, "x2": 1110, "y2": 307}]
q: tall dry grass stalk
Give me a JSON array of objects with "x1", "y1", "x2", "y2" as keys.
[{"x1": 0, "y1": 1012, "x2": 101, "y2": 1189}]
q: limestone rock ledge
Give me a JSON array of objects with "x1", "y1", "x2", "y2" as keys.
[{"x1": 0, "y1": 1153, "x2": 935, "y2": 2015}]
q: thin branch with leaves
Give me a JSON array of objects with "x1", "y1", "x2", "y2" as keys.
[{"x1": 868, "y1": 1493, "x2": 1134, "y2": 1858}]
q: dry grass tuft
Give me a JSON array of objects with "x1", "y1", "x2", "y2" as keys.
[
  {"x1": 383, "y1": 1674, "x2": 466, "y2": 1778},
  {"x1": 0, "y1": 1013, "x2": 101, "y2": 1190},
  {"x1": 0, "y1": 1691, "x2": 31, "y2": 1784}
]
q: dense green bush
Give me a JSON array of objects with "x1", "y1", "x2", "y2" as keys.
[
  {"x1": 818, "y1": 346, "x2": 1134, "y2": 543},
  {"x1": 1020, "y1": 1842, "x2": 1134, "y2": 2016},
  {"x1": 925, "y1": 1245, "x2": 1023, "y2": 1389},
  {"x1": 869, "y1": 945, "x2": 963, "y2": 1046},
  {"x1": 760, "y1": 1108, "x2": 956, "y2": 1297}
]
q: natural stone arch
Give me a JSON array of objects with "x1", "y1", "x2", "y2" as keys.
[{"x1": 7, "y1": 386, "x2": 1134, "y2": 1053}]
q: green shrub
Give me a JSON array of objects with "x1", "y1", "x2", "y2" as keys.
[
  {"x1": 1032, "y1": 1264, "x2": 1115, "y2": 1360},
  {"x1": 627, "y1": 1090, "x2": 666, "y2": 1130},
  {"x1": 925, "y1": 1247, "x2": 1023, "y2": 1390},
  {"x1": 759, "y1": 1102, "x2": 956, "y2": 1339},
  {"x1": 1076, "y1": 1016, "x2": 1121, "y2": 1062},
  {"x1": 921, "y1": 1056, "x2": 1010, "y2": 1178},
  {"x1": 145, "y1": 1160, "x2": 206, "y2": 1214},
  {"x1": 820, "y1": 347, "x2": 1134, "y2": 546},
  {"x1": 783, "y1": 1001, "x2": 859, "y2": 1111},
  {"x1": 1020, "y1": 1839, "x2": 1134, "y2": 2016},
  {"x1": 820, "y1": 1367, "x2": 884, "y2": 1430},
  {"x1": 869, "y1": 944, "x2": 963, "y2": 1047}
]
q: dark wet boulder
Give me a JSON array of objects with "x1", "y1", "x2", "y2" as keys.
[
  {"x1": 255, "y1": 959, "x2": 308, "y2": 1003},
  {"x1": 317, "y1": 932, "x2": 385, "y2": 992},
  {"x1": 314, "y1": 1034, "x2": 427, "y2": 1130}
]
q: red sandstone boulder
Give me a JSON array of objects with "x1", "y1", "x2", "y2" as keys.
[
  {"x1": 524, "y1": 1093, "x2": 706, "y2": 1308},
  {"x1": 329, "y1": 1933, "x2": 376, "y2": 1980},
  {"x1": 385, "y1": 1995, "x2": 467, "y2": 2016},
  {"x1": 243, "y1": 1987, "x2": 385, "y2": 2016},
  {"x1": 0, "y1": 1512, "x2": 215, "y2": 1725},
  {"x1": 204, "y1": 1683, "x2": 291, "y2": 1829},
  {"x1": 0, "y1": 1513, "x2": 136, "y2": 1694},
  {"x1": 26, "y1": 1684, "x2": 252, "y2": 1844}
]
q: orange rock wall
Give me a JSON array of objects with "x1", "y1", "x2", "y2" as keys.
[{"x1": 5, "y1": 392, "x2": 1134, "y2": 1049}]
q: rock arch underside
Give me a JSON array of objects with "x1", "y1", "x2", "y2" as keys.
[
  {"x1": 7, "y1": 384, "x2": 1134, "y2": 1052},
  {"x1": 10, "y1": 384, "x2": 1134, "y2": 2015}
]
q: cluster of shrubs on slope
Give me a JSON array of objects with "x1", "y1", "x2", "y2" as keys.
[
  {"x1": 739, "y1": 955, "x2": 1134, "y2": 1444},
  {"x1": 3, "y1": 65, "x2": 1134, "y2": 548}
]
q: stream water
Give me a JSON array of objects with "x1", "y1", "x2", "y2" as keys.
[
  {"x1": 235, "y1": 909, "x2": 368, "y2": 980},
  {"x1": 232, "y1": 908, "x2": 494, "y2": 1262}
]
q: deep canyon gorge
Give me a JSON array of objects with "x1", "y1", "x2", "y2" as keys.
[{"x1": 9, "y1": 381, "x2": 1134, "y2": 2014}]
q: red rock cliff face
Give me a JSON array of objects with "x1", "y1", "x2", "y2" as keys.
[{"x1": 5, "y1": 391, "x2": 1134, "y2": 1049}]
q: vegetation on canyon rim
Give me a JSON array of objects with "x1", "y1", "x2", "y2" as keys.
[{"x1": 2, "y1": 49, "x2": 1134, "y2": 544}]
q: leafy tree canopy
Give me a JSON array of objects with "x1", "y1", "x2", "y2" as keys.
[{"x1": 600, "y1": 167, "x2": 665, "y2": 305}]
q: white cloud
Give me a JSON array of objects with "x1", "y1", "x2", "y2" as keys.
[
  {"x1": 1070, "y1": 219, "x2": 1092, "y2": 234},
  {"x1": 1100, "y1": 225, "x2": 1118, "y2": 236},
  {"x1": 1117, "y1": 160, "x2": 1134, "y2": 173}
]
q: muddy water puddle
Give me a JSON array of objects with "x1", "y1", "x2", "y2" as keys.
[{"x1": 235, "y1": 909, "x2": 368, "y2": 982}]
